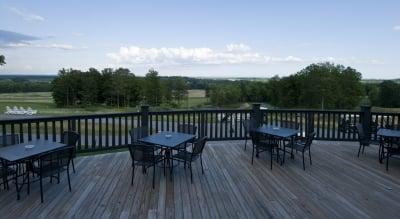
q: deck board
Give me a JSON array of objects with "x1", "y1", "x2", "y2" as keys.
[{"x1": 1, "y1": 140, "x2": 400, "y2": 218}]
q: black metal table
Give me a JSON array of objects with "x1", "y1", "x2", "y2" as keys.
[
  {"x1": 255, "y1": 125, "x2": 299, "y2": 139},
  {"x1": 377, "y1": 128, "x2": 400, "y2": 162},
  {"x1": 139, "y1": 131, "x2": 196, "y2": 168},
  {"x1": 254, "y1": 125, "x2": 299, "y2": 163},
  {"x1": 0, "y1": 139, "x2": 67, "y2": 200}
]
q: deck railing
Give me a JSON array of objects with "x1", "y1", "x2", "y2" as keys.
[{"x1": 0, "y1": 105, "x2": 399, "y2": 153}]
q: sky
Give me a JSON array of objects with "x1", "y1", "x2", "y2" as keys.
[{"x1": 0, "y1": 0, "x2": 399, "y2": 79}]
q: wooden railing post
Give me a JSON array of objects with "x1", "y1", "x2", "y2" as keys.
[
  {"x1": 360, "y1": 105, "x2": 371, "y2": 139},
  {"x1": 252, "y1": 103, "x2": 262, "y2": 127},
  {"x1": 306, "y1": 112, "x2": 314, "y2": 135},
  {"x1": 200, "y1": 112, "x2": 205, "y2": 137},
  {"x1": 141, "y1": 105, "x2": 149, "y2": 136}
]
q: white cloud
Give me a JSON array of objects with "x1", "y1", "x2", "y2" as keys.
[
  {"x1": 9, "y1": 7, "x2": 45, "y2": 22},
  {"x1": 226, "y1": 43, "x2": 251, "y2": 52},
  {"x1": 394, "y1": 25, "x2": 400, "y2": 31},
  {"x1": 107, "y1": 44, "x2": 302, "y2": 65},
  {"x1": 4, "y1": 43, "x2": 86, "y2": 50}
]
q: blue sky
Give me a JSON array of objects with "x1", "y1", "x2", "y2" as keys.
[{"x1": 0, "y1": 0, "x2": 399, "y2": 78}]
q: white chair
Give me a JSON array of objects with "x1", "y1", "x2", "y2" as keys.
[
  {"x1": 19, "y1": 107, "x2": 27, "y2": 115},
  {"x1": 4, "y1": 106, "x2": 13, "y2": 114}
]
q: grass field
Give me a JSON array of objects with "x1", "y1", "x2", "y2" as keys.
[{"x1": 0, "y1": 91, "x2": 209, "y2": 116}]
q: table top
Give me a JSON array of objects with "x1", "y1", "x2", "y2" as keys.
[
  {"x1": 139, "y1": 131, "x2": 196, "y2": 148},
  {"x1": 0, "y1": 139, "x2": 67, "y2": 162},
  {"x1": 255, "y1": 124, "x2": 299, "y2": 138},
  {"x1": 377, "y1": 128, "x2": 400, "y2": 138}
]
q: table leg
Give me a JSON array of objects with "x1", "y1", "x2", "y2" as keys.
[{"x1": 15, "y1": 164, "x2": 20, "y2": 200}]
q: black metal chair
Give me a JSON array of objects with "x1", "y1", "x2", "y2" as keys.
[
  {"x1": 288, "y1": 131, "x2": 316, "y2": 170},
  {"x1": 129, "y1": 126, "x2": 148, "y2": 143},
  {"x1": 172, "y1": 137, "x2": 207, "y2": 183},
  {"x1": 242, "y1": 119, "x2": 256, "y2": 150},
  {"x1": 382, "y1": 138, "x2": 400, "y2": 171},
  {"x1": 29, "y1": 146, "x2": 74, "y2": 203},
  {"x1": 176, "y1": 124, "x2": 197, "y2": 150},
  {"x1": 61, "y1": 131, "x2": 80, "y2": 173},
  {"x1": 127, "y1": 143, "x2": 164, "y2": 188},
  {"x1": 355, "y1": 123, "x2": 380, "y2": 157},
  {"x1": 250, "y1": 131, "x2": 279, "y2": 170},
  {"x1": 0, "y1": 134, "x2": 19, "y2": 190}
]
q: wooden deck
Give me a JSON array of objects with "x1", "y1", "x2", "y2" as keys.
[{"x1": 1, "y1": 140, "x2": 400, "y2": 218}]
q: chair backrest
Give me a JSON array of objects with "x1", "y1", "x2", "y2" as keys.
[
  {"x1": 192, "y1": 137, "x2": 207, "y2": 156},
  {"x1": 61, "y1": 131, "x2": 80, "y2": 146},
  {"x1": 129, "y1": 127, "x2": 148, "y2": 143},
  {"x1": 0, "y1": 134, "x2": 19, "y2": 147},
  {"x1": 39, "y1": 146, "x2": 73, "y2": 170},
  {"x1": 177, "y1": 124, "x2": 197, "y2": 135},
  {"x1": 249, "y1": 131, "x2": 261, "y2": 145},
  {"x1": 356, "y1": 123, "x2": 365, "y2": 140},
  {"x1": 305, "y1": 132, "x2": 316, "y2": 148},
  {"x1": 127, "y1": 143, "x2": 155, "y2": 163},
  {"x1": 281, "y1": 120, "x2": 300, "y2": 130},
  {"x1": 242, "y1": 119, "x2": 256, "y2": 134}
]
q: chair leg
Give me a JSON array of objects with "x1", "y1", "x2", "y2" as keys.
[
  {"x1": 163, "y1": 158, "x2": 166, "y2": 176},
  {"x1": 27, "y1": 171, "x2": 30, "y2": 195},
  {"x1": 362, "y1": 145, "x2": 365, "y2": 154},
  {"x1": 309, "y1": 149, "x2": 312, "y2": 165},
  {"x1": 67, "y1": 167, "x2": 71, "y2": 192},
  {"x1": 282, "y1": 145, "x2": 286, "y2": 165},
  {"x1": 270, "y1": 147, "x2": 273, "y2": 170},
  {"x1": 71, "y1": 158, "x2": 75, "y2": 173},
  {"x1": 386, "y1": 152, "x2": 389, "y2": 171},
  {"x1": 40, "y1": 174, "x2": 44, "y2": 203},
  {"x1": 190, "y1": 163, "x2": 193, "y2": 184},
  {"x1": 200, "y1": 156, "x2": 204, "y2": 174},
  {"x1": 357, "y1": 143, "x2": 362, "y2": 157},
  {"x1": 251, "y1": 145, "x2": 255, "y2": 165},
  {"x1": 302, "y1": 152, "x2": 305, "y2": 171},
  {"x1": 57, "y1": 171, "x2": 60, "y2": 184},
  {"x1": 152, "y1": 165, "x2": 155, "y2": 189},
  {"x1": 131, "y1": 165, "x2": 135, "y2": 186},
  {"x1": 170, "y1": 158, "x2": 173, "y2": 182}
]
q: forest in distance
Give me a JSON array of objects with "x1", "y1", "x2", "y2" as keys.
[{"x1": 0, "y1": 62, "x2": 400, "y2": 110}]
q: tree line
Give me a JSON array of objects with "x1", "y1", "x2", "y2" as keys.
[
  {"x1": 51, "y1": 68, "x2": 188, "y2": 108},
  {"x1": 208, "y1": 62, "x2": 399, "y2": 110}
]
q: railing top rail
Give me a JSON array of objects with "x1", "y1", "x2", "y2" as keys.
[
  {"x1": 261, "y1": 109, "x2": 362, "y2": 114},
  {"x1": 149, "y1": 109, "x2": 252, "y2": 114}
]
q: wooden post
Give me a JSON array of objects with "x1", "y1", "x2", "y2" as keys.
[
  {"x1": 141, "y1": 105, "x2": 149, "y2": 136},
  {"x1": 252, "y1": 103, "x2": 262, "y2": 127},
  {"x1": 360, "y1": 105, "x2": 371, "y2": 139},
  {"x1": 306, "y1": 112, "x2": 314, "y2": 136}
]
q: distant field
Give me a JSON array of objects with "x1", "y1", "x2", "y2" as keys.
[
  {"x1": 188, "y1": 89, "x2": 206, "y2": 98},
  {"x1": 0, "y1": 90, "x2": 209, "y2": 116}
]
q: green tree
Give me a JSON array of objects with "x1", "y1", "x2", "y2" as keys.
[
  {"x1": 172, "y1": 77, "x2": 188, "y2": 104},
  {"x1": 0, "y1": 55, "x2": 5, "y2": 65},
  {"x1": 144, "y1": 69, "x2": 162, "y2": 106},
  {"x1": 378, "y1": 81, "x2": 400, "y2": 107}
]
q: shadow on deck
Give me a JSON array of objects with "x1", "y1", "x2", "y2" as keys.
[{"x1": 1, "y1": 140, "x2": 400, "y2": 218}]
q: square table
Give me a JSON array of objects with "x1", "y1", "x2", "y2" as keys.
[
  {"x1": 254, "y1": 124, "x2": 299, "y2": 139},
  {"x1": 0, "y1": 139, "x2": 68, "y2": 200},
  {"x1": 139, "y1": 131, "x2": 196, "y2": 149},
  {"x1": 139, "y1": 131, "x2": 196, "y2": 174},
  {"x1": 377, "y1": 128, "x2": 400, "y2": 162},
  {"x1": 0, "y1": 139, "x2": 67, "y2": 162},
  {"x1": 254, "y1": 124, "x2": 299, "y2": 163}
]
